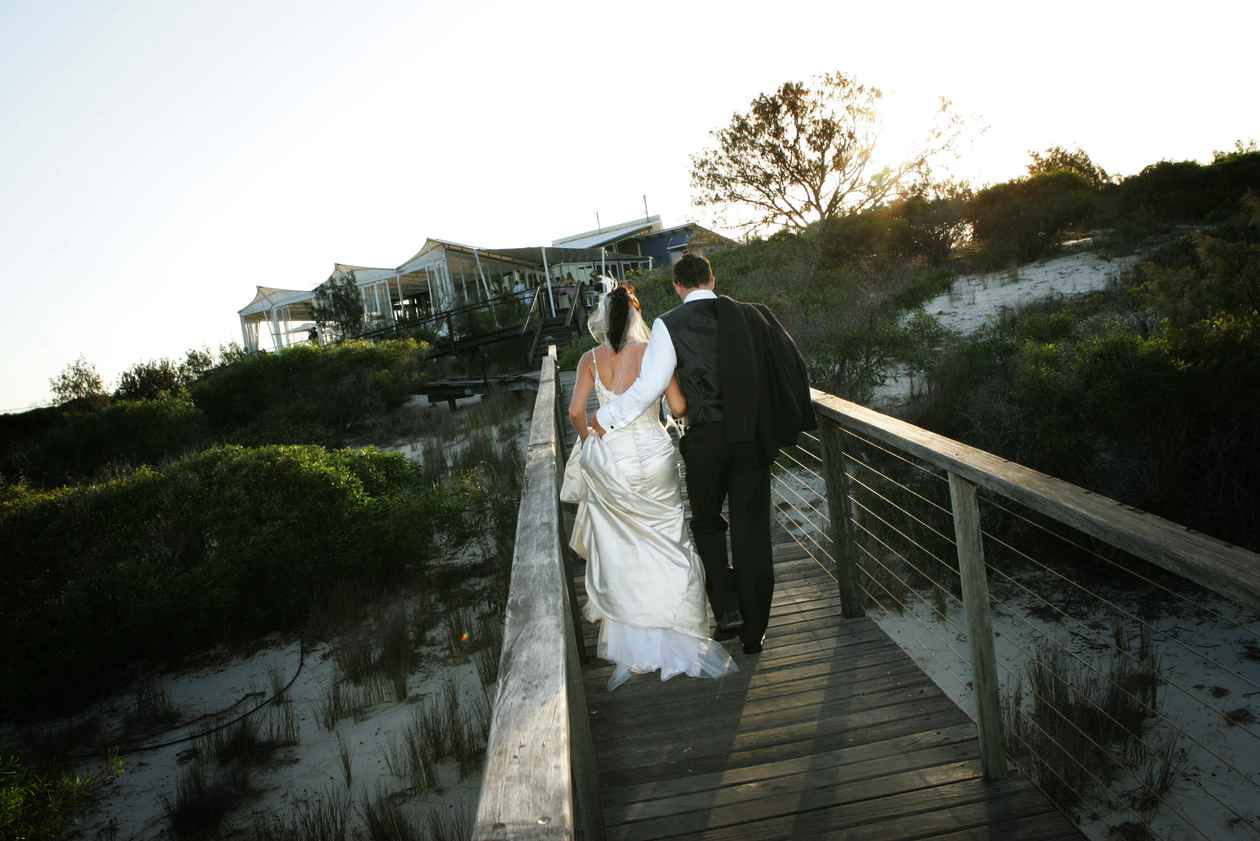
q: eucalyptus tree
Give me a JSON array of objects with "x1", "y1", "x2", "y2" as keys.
[{"x1": 690, "y1": 71, "x2": 963, "y2": 234}]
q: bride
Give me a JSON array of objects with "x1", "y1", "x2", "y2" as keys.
[{"x1": 566, "y1": 281, "x2": 737, "y2": 691}]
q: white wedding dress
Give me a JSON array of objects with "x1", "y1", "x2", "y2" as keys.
[{"x1": 570, "y1": 359, "x2": 737, "y2": 690}]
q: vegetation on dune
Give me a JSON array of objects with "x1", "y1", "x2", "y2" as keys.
[
  {"x1": 0, "y1": 441, "x2": 517, "y2": 715},
  {"x1": 1, "y1": 339, "x2": 429, "y2": 487},
  {"x1": 191, "y1": 339, "x2": 427, "y2": 443},
  {"x1": 912, "y1": 192, "x2": 1260, "y2": 550},
  {"x1": 0, "y1": 752, "x2": 115, "y2": 841}
]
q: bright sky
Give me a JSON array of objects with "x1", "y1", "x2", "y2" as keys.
[{"x1": 2, "y1": 0, "x2": 1256, "y2": 410}]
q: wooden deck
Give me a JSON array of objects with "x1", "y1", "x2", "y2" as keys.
[{"x1": 559, "y1": 371, "x2": 1084, "y2": 841}]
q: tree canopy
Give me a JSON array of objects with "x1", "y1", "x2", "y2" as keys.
[
  {"x1": 49, "y1": 355, "x2": 105, "y2": 404},
  {"x1": 1026, "y1": 145, "x2": 1110, "y2": 186},
  {"x1": 690, "y1": 71, "x2": 963, "y2": 234},
  {"x1": 313, "y1": 271, "x2": 365, "y2": 341}
]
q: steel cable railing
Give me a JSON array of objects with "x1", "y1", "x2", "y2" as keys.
[
  {"x1": 771, "y1": 403, "x2": 1260, "y2": 841},
  {"x1": 981, "y1": 493, "x2": 1260, "y2": 634},
  {"x1": 775, "y1": 457, "x2": 1202, "y2": 841},
  {"x1": 834, "y1": 436, "x2": 1260, "y2": 769},
  {"x1": 850, "y1": 441, "x2": 1260, "y2": 819}
]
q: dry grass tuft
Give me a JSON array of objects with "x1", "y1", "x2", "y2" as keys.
[
  {"x1": 358, "y1": 784, "x2": 424, "y2": 841},
  {"x1": 163, "y1": 760, "x2": 252, "y2": 839}
]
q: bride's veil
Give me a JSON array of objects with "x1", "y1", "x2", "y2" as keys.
[{"x1": 587, "y1": 276, "x2": 651, "y2": 347}]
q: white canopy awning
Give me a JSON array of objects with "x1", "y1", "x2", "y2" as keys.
[{"x1": 238, "y1": 286, "x2": 317, "y2": 318}]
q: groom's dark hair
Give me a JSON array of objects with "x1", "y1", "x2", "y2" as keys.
[{"x1": 674, "y1": 254, "x2": 714, "y2": 289}]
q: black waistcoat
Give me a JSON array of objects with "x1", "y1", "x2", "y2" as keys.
[{"x1": 661, "y1": 299, "x2": 724, "y2": 428}]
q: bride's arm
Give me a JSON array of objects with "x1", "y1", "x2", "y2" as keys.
[
  {"x1": 568, "y1": 351, "x2": 596, "y2": 441},
  {"x1": 665, "y1": 373, "x2": 687, "y2": 419}
]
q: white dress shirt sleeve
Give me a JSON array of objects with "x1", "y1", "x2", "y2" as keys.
[{"x1": 595, "y1": 318, "x2": 676, "y2": 430}]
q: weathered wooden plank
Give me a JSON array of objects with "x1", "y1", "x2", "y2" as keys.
[
  {"x1": 605, "y1": 742, "x2": 983, "y2": 829},
  {"x1": 608, "y1": 759, "x2": 985, "y2": 841},
  {"x1": 591, "y1": 668, "x2": 932, "y2": 742},
  {"x1": 813, "y1": 390, "x2": 1260, "y2": 608},
  {"x1": 600, "y1": 721, "x2": 980, "y2": 807},
  {"x1": 949, "y1": 472, "x2": 1007, "y2": 780},
  {"x1": 594, "y1": 676, "x2": 941, "y2": 750},
  {"x1": 597, "y1": 704, "x2": 973, "y2": 790},
  {"x1": 660, "y1": 778, "x2": 1050, "y2": 841},
  {"x1": 597, "y1": 694, "x2": 963, "y2": 774}
]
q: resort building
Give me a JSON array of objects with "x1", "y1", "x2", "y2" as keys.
[{"x1": 236, "y1": 217, "x2": 732, "y2": 353}]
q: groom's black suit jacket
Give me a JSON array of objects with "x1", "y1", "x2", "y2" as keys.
[{"x1": 715, "y1": 296, "x2": 816, "y2": 465}]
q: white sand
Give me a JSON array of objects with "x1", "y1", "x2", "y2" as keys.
[
  {"x1": 870, "y1": 249, "x2": 1142, "y2": 409},
  {"x1": 69, "y1": 617, "x2": 491, "y2": 840}
]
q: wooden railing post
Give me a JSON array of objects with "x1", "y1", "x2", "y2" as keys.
[
  {"x1": 818, "y1": 418, "x2": 865, "y2": 618},
  {"x1": 947, "y1": 471, "x2": 1008, "y2": 780}
]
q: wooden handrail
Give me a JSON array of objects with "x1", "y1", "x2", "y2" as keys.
[
  {"x1": 812, "y1": 390, "x2": 1260, "y2": 609},
  {"x1": 474, "y1": 350, "x2": 602, "y2": 841}
]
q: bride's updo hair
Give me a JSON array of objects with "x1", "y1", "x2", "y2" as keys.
[{"x1": 605, "y1": 283, "x2": 641, "y2": 353}]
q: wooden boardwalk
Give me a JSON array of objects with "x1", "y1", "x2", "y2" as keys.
[
  {"x1": 573, "y1": 542, "x2": 1081, "y2": 841},
  {"x1": 560, "y1": 371, "x2": 1084, "y2": 841}
]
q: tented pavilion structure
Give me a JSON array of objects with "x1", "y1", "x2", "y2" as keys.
[
  {"x1": 393, "y1": 239, "x2": 651, "y2": 319},
  {"x1": 395, "y1": 239, "x2": 545, "y2": 313},
  {"x1": 237, "y1": 263, "x2": 399, "y2": 352},
  {"x1": 237, "y1": 286, "x2": 318, "y2": 352},
  {"x1": 236, "y1": 237, "x2": 654, "y2": 353}
]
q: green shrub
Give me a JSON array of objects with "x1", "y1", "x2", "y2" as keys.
[
  {"x1": 0, "y1": 754, "x2": 97, "y2": 841},
  {"x1": 0, "y1": 444, "x2": 501, "y2": 716},
  {"x1": 191, "y1": 339, "x2": 427, "y2": 438},
  {"x1": 1117, "y1": 152, "x2": 1260, "y2": 224},
  {"x1": 968, "y1": 170, "x2": 1099, "y2": 266},
  {"x1": 115, "y1": 359, "x2": 184, "y2": 401},
  {"x1": 814, "y1": 192, "x2": 970, "y2": 267},
  {"x1": 10, "y1": 393, "x2": 208, "y2": 486}
]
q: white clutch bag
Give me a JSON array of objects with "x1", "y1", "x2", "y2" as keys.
[{"x1": 559, "y1": 438, "x2": 585, "y2": 503}]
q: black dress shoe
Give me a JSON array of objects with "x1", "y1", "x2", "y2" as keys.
[
  {"x1": 742, "y1": 632, "x2": 766, "y2": 654},
  {"x1": 713, "y1": 610, "x2": 744, "y2": 641}
]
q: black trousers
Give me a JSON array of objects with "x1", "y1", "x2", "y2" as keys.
[{"x1": 680, "y1": 423, "x2": 774, "y2": 647}]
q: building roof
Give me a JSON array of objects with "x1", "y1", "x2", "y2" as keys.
[
  {"x1": 640, "y1": 221, "x2": 738, "y2": 244},
  {"x1": 396, "y1": 238, "x2": 541, "y2": 274},
  {"x1": 552, "y1": 215, "x2": 662, "y2": 249},
  {"x1": 488, "y1": 246, "x2": 652, "y2": 267},
  {"x1": 238, "y1": 286, "x2": 318, "y2": 317},
  {"x1": 331, "y1": 263, "x2": 397, "y2": 286}
]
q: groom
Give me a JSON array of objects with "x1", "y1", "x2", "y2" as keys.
[{"x1": 592, "y1": 254, "x2": 813, "y2": 654}]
